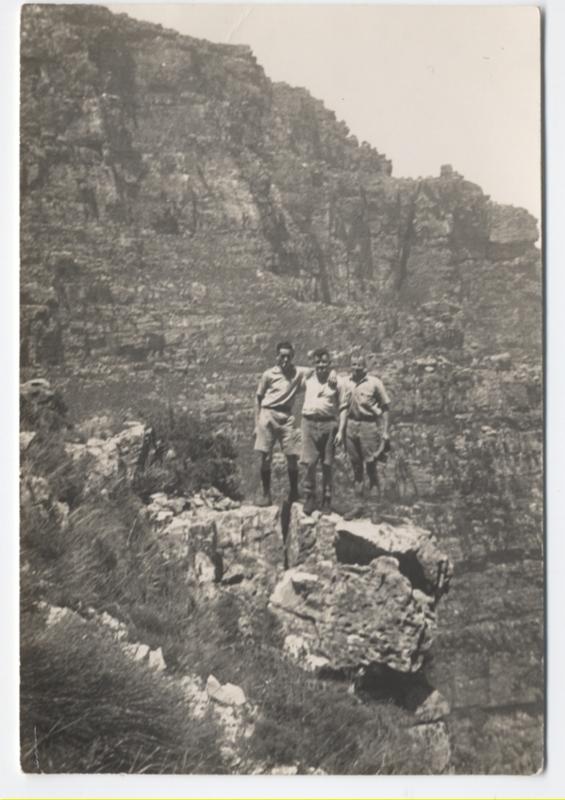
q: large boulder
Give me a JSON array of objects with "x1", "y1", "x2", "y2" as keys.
[
  {"x1": 270, "y1": 558, "x2": 435, "y2": 673},
  {"x1": 285, "y1": 505, "x2": 452, "y2": 596},
  {"x1": 269, "y1": 505, "x2": 452, "y2": 674}
]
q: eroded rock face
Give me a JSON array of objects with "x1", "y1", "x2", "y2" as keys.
[
  {"x1": 286, "y1": 510, "x2": 452, "y2": 596},
  {"x1": 143, "y1": 493, "x2": 452, "y2": 675},
  {"x1": 271, "y1": 559, "x2": 435, "y2": 673},
  {"x1": 147, "y1": 501, "x2": 282, "y2": 587},
  {"x1": 64, "y1": 421, "x2": 153, "y2": 495},
  {"x1": 270, "y1": 505, "x2": 451, "y2": 673}
]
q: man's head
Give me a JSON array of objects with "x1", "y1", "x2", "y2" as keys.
[
  {"x1": 312, "y1": 347, "x2": 332, "y2": 381},
  {"x1": 276, "y1": 341, "x2": 295, "y2": 371},
  {"x1": 350, "y1": 352, "x2": 367, "y2": 381}
]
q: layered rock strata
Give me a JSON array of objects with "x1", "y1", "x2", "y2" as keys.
[{"x1": 19, "y1": 4, "x2": 543, "y2": 773}]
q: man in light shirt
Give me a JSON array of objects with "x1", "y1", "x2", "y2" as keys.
[
  {"x1": 344, "y1": 353, "x2": 391, "y2": 518},
  {"x1": 254, "y1": 341, "x2": 310, "y2": 506},
  {"x1": 301, "y1": 348, "x2": 349, "y2": 516}
]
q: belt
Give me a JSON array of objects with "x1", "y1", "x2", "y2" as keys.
[
  {"x1": 303, "y1": 414, "x2": 337, "y2": 423},
  {"x1": 265, "y1": 404, "x2": 292, "y2": 415},
  {"x1": 348, "y1": 416, "x2": 376, "y2": 423}
]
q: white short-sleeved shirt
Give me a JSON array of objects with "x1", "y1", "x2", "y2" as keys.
[
  {"x1": 256, "y1": 365, "x2": 309, "y2": 412},
  {"x1": 347, "y1": 374, "x2": 390, "y2": 421},
  {"x1": 302, "y1": 374, "x2": 350, "y2": 420}
]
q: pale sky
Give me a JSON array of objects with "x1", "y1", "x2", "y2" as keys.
[{"x1": 109, "y1": 4, "x2": 541, "y2": 222}]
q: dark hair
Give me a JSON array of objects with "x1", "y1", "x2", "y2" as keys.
[
  {"x1": 312, "y1": 347, "x2": 330, "y2": 361},
  {"x1": 350, "y1": 351, "x2": 366, "y2": 365},
  {"x1": 276, "y1": 341, "x2": 294, "y2": 353}
]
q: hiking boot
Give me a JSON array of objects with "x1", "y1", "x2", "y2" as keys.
[
  {"x1": 256, "y1": 492, "x2": 273, "y2": 507},
  {"x1": 303, "y1": 494, "x2": 316, "y2": 515},
  {"x1": 321, "y1": 495, "x2": 332, "y2": 516},
  {"x1": 343, "y1": 504, "x2": 365, "y2": 521}
]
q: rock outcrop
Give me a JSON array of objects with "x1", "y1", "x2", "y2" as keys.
[
  {"x1": 271, "y1": 506, "x2": 450, "y2": 674},
  {"x1": 22, "y1": 403, "x2": 453, "y2": 772},
  {"x1": 144, "y1": 490, "x2": 452, "y2": 676}
]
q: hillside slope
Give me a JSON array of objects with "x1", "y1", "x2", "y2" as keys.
[{"x1": 20, "y1": 4, "x2": 543, "y2": 773}]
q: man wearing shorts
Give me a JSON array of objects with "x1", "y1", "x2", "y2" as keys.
[
  {"x1": 345, "y1": 353, "x2": 391, "y2": 518},
  {"x1": 301, "y1": 348, "x2": 349, "y2": 516},
  {"x1": 254, "y1": 341, "x2": 311, "y2": 506}
]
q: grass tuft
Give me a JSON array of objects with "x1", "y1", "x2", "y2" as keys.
[{"x1": 20, "y1": 609, "x2": 225, "y2": 774}]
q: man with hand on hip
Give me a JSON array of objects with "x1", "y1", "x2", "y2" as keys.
[{"x1": 344, "y1": 352, "x2": 391, "y2": 519}]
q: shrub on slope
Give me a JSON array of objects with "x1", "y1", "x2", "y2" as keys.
[{"x1": 135, "y1": 406, "x2": 242, "y2": 501}]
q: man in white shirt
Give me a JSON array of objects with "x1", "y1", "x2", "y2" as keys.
[
  {"x1": 254, "y1": 340, "x2": 322, "y2": 506},
  {"x1": 301, "y1": 348, "x2": 349, "y2": 515}
]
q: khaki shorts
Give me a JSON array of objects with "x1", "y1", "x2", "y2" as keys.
[
  {"x1": 254, "y1": 408, "x2": 301, "y2": 457},
  {"x1": 301, "y1": 417, "x2": 338, "y2": 466},
  {"x1": 345, "y1": 419, "x2": 382, "y2": 469}
]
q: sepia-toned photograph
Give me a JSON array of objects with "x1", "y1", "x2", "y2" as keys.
[{"x1": 19, "y1": 3, "x2": 543, "y2": 776}]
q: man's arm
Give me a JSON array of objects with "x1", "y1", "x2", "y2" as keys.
[
  {"x1": 371, "y1": 377, "x2": 390, "y2": 448},
  {"x1": 380, "y1": 408, "x2": 390, "y2": 440},
  {"x1": 369, "y1": 377, "x2": 390, "y2": 427},
  {"x1": 254, "y1": 394, "x2": 263, "y2": 431},
  {"x1": 334, "y1": 380, "x2": 351, "y2": 447},
  {"x1": 335, "y1": 406, "x2": 348, "y2": 447},
  {"x1": 254, "y1": 372, "x2": 268, "y2": 432}
]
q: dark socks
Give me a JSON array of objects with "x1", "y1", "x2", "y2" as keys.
[
  {"x1": 366, "y1": 461, "x2": 378, "y2": 489},
  {"x1": 321, "y1": 465, "x2": 332, "y2": 500},
  {"x1": 288, "y1": 468, "x2": 299, "y2": 500},
  {"x1": 261, "y1": 466, "x2": 272, "y2": 496}
]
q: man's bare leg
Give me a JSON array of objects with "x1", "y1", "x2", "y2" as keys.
[
  {"x1": 321, "y1": 463, "x2": 333, "y2": 515},
  {"x1": 257, "y1": 451, "x2": 273, "y2": 506},
  {"x1": 344, "y1": 459, "x2": 365, "y2": 520},
  {"x1": 366, "y1": 460, "x2": 380, "y2": 498},
  {"x1": 303, "y1": 459, "x2": 317, "y2": 515},
  {"x1": 287, "y1": 454, "x2": 300, "y2": 503}
]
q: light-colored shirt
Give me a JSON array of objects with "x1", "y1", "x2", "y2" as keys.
[
  {"x1": 302, "y1": 374, "x2": 350, "y2": 420},
  {"x1": 347, "y1": 374, "x2": 390, "y2": 421},
  {"x1": 256, "y1": 365, "x2": 309, "y2": 412}
]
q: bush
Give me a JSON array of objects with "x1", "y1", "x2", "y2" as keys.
[
  {"x1": 20, "y1": 610, "x2": 225, "y2": 774},
  {"x1": 135, "y1": 406, "x2": 241, "y2": 500},
  {"x1": 24, "y1": 430, "x2": 86, "y2": 508}
]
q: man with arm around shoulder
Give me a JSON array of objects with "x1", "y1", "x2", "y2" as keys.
[{"x1": 254, "y1": 341, "x2": 307, "y2": 506}]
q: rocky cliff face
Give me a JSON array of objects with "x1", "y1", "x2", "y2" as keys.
[{"x1": 20, "y1": 4, "x2": 543, "y2": 773}]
